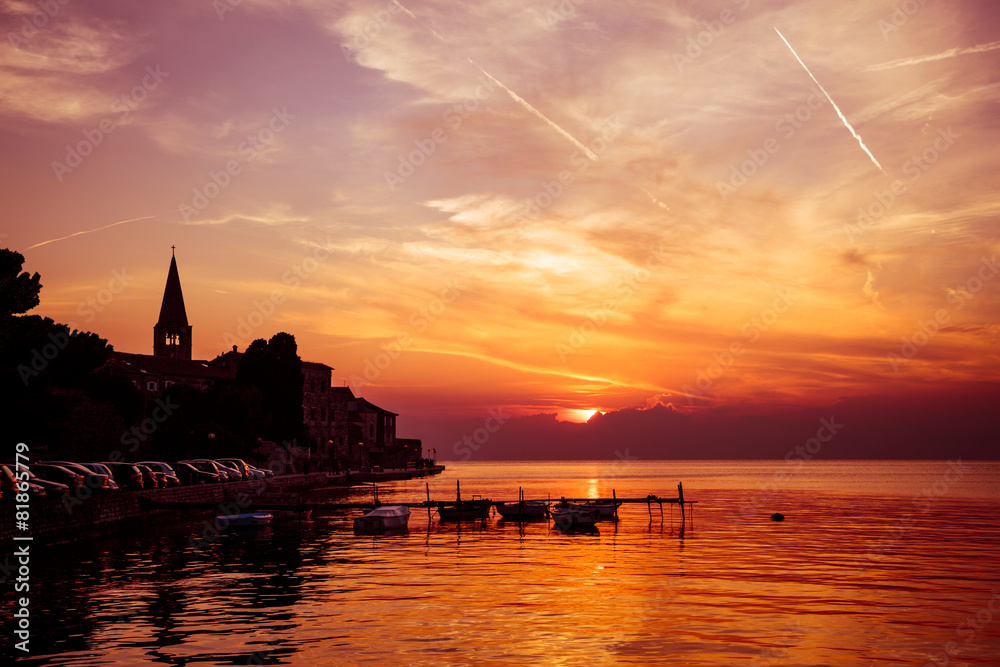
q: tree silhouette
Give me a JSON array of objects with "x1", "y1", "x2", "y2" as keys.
[
  {"x1": 236, "y1": 332, "x2": 305, "y2": 445},
  {"x1": 0, "y1": 249, "x2": 41, "y2": 317},
  {"x1": 1, "y1": 248, "x2": 141, "y2": 457}
]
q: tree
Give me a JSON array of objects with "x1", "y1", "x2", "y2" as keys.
[
  {"x1": 0, "y1": 248, "x2": 140, "y2": 458},
  {"x1": 235, "y1": 332, "x2": 305, "y2": 445},
  {"x1": 266, "y1": 332, "x2": 305, "y2": 444},
  {"x1": 0, "y1": 249, "x2": 42, "y2": 317}
]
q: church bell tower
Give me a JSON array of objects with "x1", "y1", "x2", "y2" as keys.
[{"x1": 153, "y1": 247, "x2": 193, "y2": 360}]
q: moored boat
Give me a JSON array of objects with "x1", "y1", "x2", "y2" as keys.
[
  {"x1": 438, "y1": 500, "x2": 492, "y2": 521},
  {"x1": 437, "y1": 480, "x2": 491, "y2": 521},
  {"x1": 550, "y1": 506, "x2": 600, "y2": 530},
  {"x1": 273, "y1": 509, "x2": 313, "y2": 519},
  {"x1": 495, "y1": 500, "x2": 549, "y2": 520},
  {"x1": 353, "y1": 505, "x2": 410, "y2": 533},
  {"x1": 215, "y1": 512, "x2": 272, "y2": 529},
  {"x1": 495, "y1": 488, "x2": 549, "y2": 520},
  {"x1": 572, "y1": 500, "x2": 621, "y2": 520}
]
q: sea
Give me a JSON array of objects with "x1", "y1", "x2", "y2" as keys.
[{"x1": 2, "y1": 460, "x2": 999, "y2": 666}]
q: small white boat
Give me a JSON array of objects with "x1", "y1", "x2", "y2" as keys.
[
  {"x1": 551, "y1": 506, "x2": 600, "y2": 530},
  {"x1": 215, "y1": 512, "x2": 272, "y2": 529},
  {"x1": 354, "y1": 505, "x2": 411, "y2": 533}
]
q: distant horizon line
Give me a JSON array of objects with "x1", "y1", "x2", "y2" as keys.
[{"x1": 432, "y1": 457, "x2": 998, "y2": 462}]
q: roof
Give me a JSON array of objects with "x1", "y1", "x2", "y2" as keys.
[
  {"x1": 156, "y1": 255, "x2": 189, "y2": 326},
  {"x1": 107, "y1": 351, "x2": 234, "y2": 380},
  {"x1": 354, "y1": 397, "x2": 398, "y2": 416},
  {"x1": 302, "y1": 361, "x2": 334, "y2": 372}
]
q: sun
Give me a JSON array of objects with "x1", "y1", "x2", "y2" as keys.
[{"x1": 560, "y1": 408, "x2": 600, "y2": 423}]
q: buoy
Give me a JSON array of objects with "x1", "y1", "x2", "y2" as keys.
[{"x1": 770, "y1": 512, "x2": 785, "y2": 521}]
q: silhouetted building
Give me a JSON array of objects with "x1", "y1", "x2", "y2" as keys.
[
  {"x1": 153, "y1": 248, "x2": 192, "y2": 360},
  {"x1": 110, "y1": 251, "x2": 232, "y2": 396},
  {"x1": 107, "y1": 249, "x2": 410, "y2": 469}
]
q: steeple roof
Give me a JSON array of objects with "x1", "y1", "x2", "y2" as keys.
[{"x1": 156, "y1": 253, "x2": 189, "y2": 326}]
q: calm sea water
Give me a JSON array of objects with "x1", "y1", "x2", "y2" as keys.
[{"x1": 3, "y1": 460, "x2": 999, "y2": 666}]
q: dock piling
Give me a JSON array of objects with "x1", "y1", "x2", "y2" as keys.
[{"x1": 678, "y1": 482, "x2": 685, "y2": 533}]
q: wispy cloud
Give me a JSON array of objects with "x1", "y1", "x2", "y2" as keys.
[
  {"x1": 27, "y1": 215, "x2": 160, "y2": 250},
  {"x1": 866, "y1": 40, "x2": 1000, "y2": 72}
]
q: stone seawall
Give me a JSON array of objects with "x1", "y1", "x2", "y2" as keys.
[{"x1": 0, "y1": 472, "x2": 334, "y2": 549}]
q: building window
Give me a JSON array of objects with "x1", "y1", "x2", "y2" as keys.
[
  {"x1": 165, "y1": 332, "x2": 179, "y2": 346},
  {"x1": 164, "y1": 380, "x2": 174, "y2": 388},
  {"x1": 147, "y1": 381, "x2": 158, "y2": 392},
  {"x1": 310, "y1": 408, "x2": 317, "y2": 421},
  {"x1": 369, "y1": 423, "x2": 374, "y2": 438}
]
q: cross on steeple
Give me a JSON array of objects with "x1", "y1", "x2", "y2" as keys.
[{"x1": 171, "y1": 245, "x2": 176, "y2": 257}]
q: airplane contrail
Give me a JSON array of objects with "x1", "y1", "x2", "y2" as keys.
[
  {"x1": 391, "y1": 0, "x2": 446, "y2": 41},
  {"x1": 468, "y1": 58, "x2": 599, "y2": 160},
  {"x1": 866, "y1": 40, "x2": 1000, "y2": 71},
  {"x1": 774, "y1": 27, "x2": 888, "y2": 177},
  {"x1": 392, "y1": 0, "x2": 598, "y2": 161},
  {"x1": 640, "y1": 186, "x2": 670, "y2": 210},
  {"x1": 27, "y1": 214, "x2": 158, "y2": 250}
]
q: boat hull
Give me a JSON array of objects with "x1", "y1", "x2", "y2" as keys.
[
  {"x1": 551, "y1": 507, "x2": 600, "y2": 530},
  {"x1": 495, "y1": 501, "x2": 549, "y2": 520},
  {"x1": 570, "y1": 501, "x2": 621, "y2": 520},
  {"x1": 438, "y1": 501, "x2": 492, "y2": 521},
  {"x1": 353, "y1": 505, "x2": 411, "y2": 533},
  {"x1": 215, "y1": 512, "x2": 272, "y2": 529}
]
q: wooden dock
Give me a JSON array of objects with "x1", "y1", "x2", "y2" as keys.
[
  {"x1": 139, "y1": 482, "x2": 695, "y2": 529},
  {"x1": 347, "y1": 465, "x2": 445, "y2": 482}
]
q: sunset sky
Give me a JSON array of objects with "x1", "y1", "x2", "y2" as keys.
[{"x1": 4, "y1": 0, "x2": 999, "y2": 455}]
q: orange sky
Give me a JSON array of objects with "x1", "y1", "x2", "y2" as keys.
[{"x1": 4, "y1": 0, "x2": 999, "y2": 439}]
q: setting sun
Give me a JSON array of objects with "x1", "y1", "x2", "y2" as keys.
[{"x1": 561, "y1": 409, "x2": 600, "y2": 423}]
